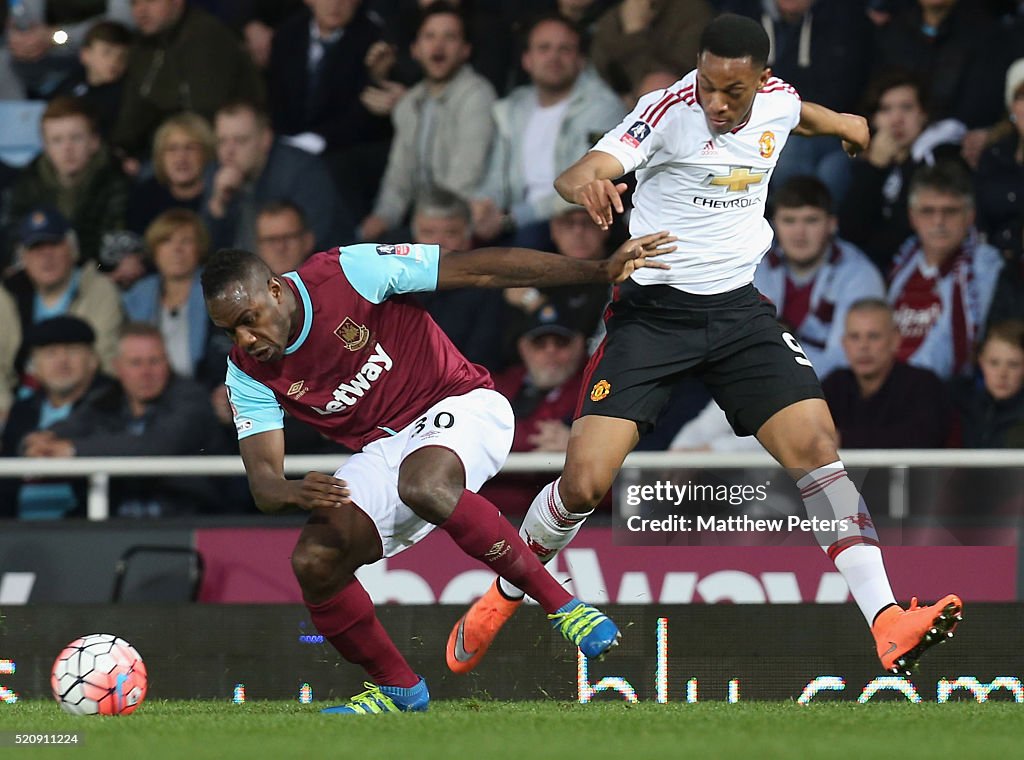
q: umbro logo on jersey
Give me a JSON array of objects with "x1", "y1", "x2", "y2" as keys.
[
  {"x1": 286, "y1": 380, "x2": 308, "y2": 400},
  {"x1": 703, "y1": 166, "x2": 769, "y2": 193},
  {"x1": 620, "y1": 120, "x2": 651, "y2": 148},
  {"x1": 335, "y1": 317, "x2": 370, "y2": 351}
]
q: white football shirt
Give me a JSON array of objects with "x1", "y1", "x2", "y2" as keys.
[{"x1": 592, "y1": 70, "x2": 802, "y2": 294}]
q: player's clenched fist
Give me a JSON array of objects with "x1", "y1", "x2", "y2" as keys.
[
  {"x1": 293, "y1": 471, "x2": 350, "y2": 510},
  {"x1": 839, "y1": 113, "x2": 870, "y2": 157}
]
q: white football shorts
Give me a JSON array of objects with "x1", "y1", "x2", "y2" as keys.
[{"x1": 335, "y1": 387, "x2": 514, "y2": 557}]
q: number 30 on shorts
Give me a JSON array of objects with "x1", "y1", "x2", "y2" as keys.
[
  {"x1": 782, "y1": 332, "x2": 814, "y2": 368},
  {"x1": 412, "y1": 412, "x2": 456, "y2": 435}
]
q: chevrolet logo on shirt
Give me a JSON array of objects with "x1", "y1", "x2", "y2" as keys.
[{"x1": 704, "y1": 167, "x2": 769, "y2": 193}]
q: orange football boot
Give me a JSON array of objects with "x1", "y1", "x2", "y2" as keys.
[
  {"x1": 446, "y1": 580, "x2": 523, "y2": 674},
  {"x1": 871, "y1": 595, "x2": 963, "y2": 675}
]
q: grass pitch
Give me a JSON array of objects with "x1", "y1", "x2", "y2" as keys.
[{"x1": 1, "y1": 700, "x2": 1020, "y2": 759}]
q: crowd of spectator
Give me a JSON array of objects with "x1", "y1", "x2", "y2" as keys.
[{"x1": 1, "y1": 0, "x2": 1023, "y2": 519}]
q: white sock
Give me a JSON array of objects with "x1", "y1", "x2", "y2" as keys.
[
  {"x1": 497, "y1": 478, "x2": 592, "y2": 600},
  {"x1": 797, "y1": 461, "x2": 896, "y2": 625},
  {"x1": 833, "y1": 544, "x2": 897, "y2": 625}
]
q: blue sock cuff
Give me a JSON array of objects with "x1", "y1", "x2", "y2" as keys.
[
  {"x1": 555, "y1": 598, "x2": 582, "y2": 615},
  {"x1": 380, "y1": 677, "x2": 426, "y2": 698}
]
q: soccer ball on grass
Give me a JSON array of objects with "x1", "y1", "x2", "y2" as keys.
[{"x1": 51, "y1": 634, "x2": 147, "y2": 715}]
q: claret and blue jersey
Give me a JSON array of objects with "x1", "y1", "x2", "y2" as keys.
[{"x1": 225, "y1": 244, "x2": 492, "y2": 451}]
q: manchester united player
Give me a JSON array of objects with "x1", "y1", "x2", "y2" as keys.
[
  {"x1": 450, "y1": 14, "x2": 962, "y2": 678},
  {"x1": 202, "y1": 231, "x2": 674, "y2": 714}
]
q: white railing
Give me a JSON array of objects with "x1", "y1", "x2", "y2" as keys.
[{"x1": 2, "y1": 450, "x2": 1024, "y2": 521}]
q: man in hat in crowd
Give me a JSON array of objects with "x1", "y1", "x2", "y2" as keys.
[
  {"x1": 3, "y1": 207, "x2": 124, "y2": 372},
  {"x1": 481, "y1": 305, "x2": 589, "y2": 514},
  {"x1": 0, "y1": 316, "x2": 110, "y2": 519},
  {"x1": 19, "y1": 322, "x2": 226, "y2": 518}
]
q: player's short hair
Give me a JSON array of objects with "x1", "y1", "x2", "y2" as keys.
[
  {"x1": 417, "y1": 0, "x2": 466, "y2": 39},
  {"x1": 84, "y1": 19, "x2": 132, "y2": 48},
  {"x1": 982, "y1": 320, "x2": 1024, "y2": 353},
  {"x1": 152, "y1": 112, "x2": 215, "y2": 185},
  {"x1": 772, "y1": 176, "x2": 833, "y2": 214},
  {"x1": 523, "y1": 12, "x2": 580, "y2": 48},
  {"x1": 908, "y1": 160, "x2": 974, "y2": 209},
  {"x1": 215, "y1": 100, "x2": 270, "y2": 131},
  {"x1": 699, "y1": 14, "x2": 770, "y2": 69},
  {"x1": 144, "y1": 208, "x2": 210, "y2": 264},
  {"x1": 413, "y1": 189, "x2": 471, "y2": 226},
  {"x1": 257, "y1": 199, "x2": 309, "y2": 229},
  {"x1": 202, "y1": 249, "x2": 274, "y2": 301},
  {"x1": 41, "y1": 96, "x2": 98, "y2": 134},
  {"x1": 860, "y1": 68, "x2": 929, "y2": 118}
]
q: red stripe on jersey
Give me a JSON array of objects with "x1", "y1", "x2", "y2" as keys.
[
  {"x1": 575, "y1": 335, "x2": 607, "y2": 419},
  {"x1": 759, "y1": 76, "x2": 800, "y2": 97},
  {"x1": 649, "y1": 90, "x2": 691, "y2": 126},
  {"x1": 641, "y1": 91, "x2": 680, "y2": 122},
  {"x1": 574, "y1": 285, "x2": 620, "y2": 419},
  {"x1": 762, "y1": 77, "x2": 793, "y2": 90},
  {"x1": 648, "y1": 97, "x2": 680, "y2": 126},
  {"x1": 642, "y1": 85, "x2": 693, "y2": 125},
  {"x1": 730, "y1": 113, "x2": 753, "y2": 133},
  {"x1": 676, "y1": 85, "x2": 695, "y2": 106}
]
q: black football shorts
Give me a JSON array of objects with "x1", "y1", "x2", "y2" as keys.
[{"x1": 576, "y1": 280, "x2": 824, "y2": 436}]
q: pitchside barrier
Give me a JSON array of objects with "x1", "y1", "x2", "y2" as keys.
[
  {"x1": 2, "y1": 449, "x2": 1024, "y2": 520},
  {"x1": 1, "y1": 604, "x2": 1022, "y2": 703}
]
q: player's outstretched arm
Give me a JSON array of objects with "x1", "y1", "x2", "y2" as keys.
[
  {"x1": 793, "y1": 101, "x2": 870, "y2": 156},
  {"x1": 239, "y1": 430, "x2": 350, "y2": 514},
  {"x1": 436, "y1": 231, "x2": 675, "y2": 290},
  {"x1": 554, "y1": 151, "x2": 629, "y2": 231}
]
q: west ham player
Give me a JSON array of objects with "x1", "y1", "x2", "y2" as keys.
[
  {"x1": 450, "y1": 15, "x2": 962, "y2": 678},
  {"x1": 202, "y1": 232, "x2": 674, "y2": 714}
]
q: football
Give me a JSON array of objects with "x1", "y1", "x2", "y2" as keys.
[{"x1": 50, "y1": 634, "x2": 148, "y2": 716}]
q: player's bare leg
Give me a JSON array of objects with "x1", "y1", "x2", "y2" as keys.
[
  {"x1": 504, "y1": 415, "x2": 640, "y2": 601},
  {"x1": 449, "y1": 416, "x2": 638, "y2": 673},
  {"x1": 294, "y1": 503, "x2": 431, "y2": 713},
  {"x1": 398, "y1": 444, "x2": 620, "y2": 672},
  {"x1": 756, "y1": 398, "x2": 962, "y2": 673}
]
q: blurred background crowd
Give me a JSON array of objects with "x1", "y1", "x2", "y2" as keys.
[{"x1": 0, "y1": 0, "x2": 1023, "y2": 520}]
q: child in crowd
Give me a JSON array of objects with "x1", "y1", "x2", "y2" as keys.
[{"x1": 53, "y1": 20, "x2": 133, "y2": 139}]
